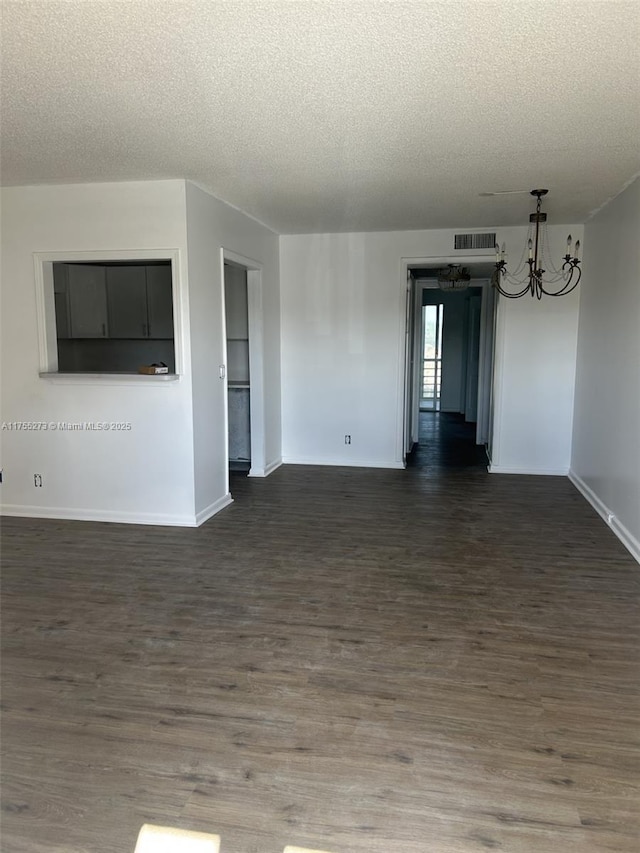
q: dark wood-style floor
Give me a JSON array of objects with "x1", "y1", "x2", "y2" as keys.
[
  {"x1": 408, "y1": 412, "x2": 489, "y2": 471},
  {"x1": 2, "y1": 418, "x2": 639, "y2": 853}
]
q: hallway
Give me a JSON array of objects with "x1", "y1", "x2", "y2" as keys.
[{"x1": 407, "y1": 411, "x2": 488, "y2": 472}]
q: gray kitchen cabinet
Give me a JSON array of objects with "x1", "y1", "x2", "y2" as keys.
[
  {"x1": 105, "y1": 263, "x2": 174, "y2": 339},
  {"x1": 106, "y1": 266, "x2": 148, "y2": 338},
  {"x1": 145, "y1": 264, "x2": 174, "y2": 338},
  {"x1": 67, "y1": 264, "x2": 108, "y2": 338}
]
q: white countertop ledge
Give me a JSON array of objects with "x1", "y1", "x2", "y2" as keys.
[{"x1": 39, "y1": 372, "x2": 180, "y2": 385}]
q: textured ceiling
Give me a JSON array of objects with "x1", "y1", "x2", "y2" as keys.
[{"x1": 2, "y1": 0, "x2": 639, "y2": 233}]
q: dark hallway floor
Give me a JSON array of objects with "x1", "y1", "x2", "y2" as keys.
[{"x1": 407, "y1": 411, "x2": 488, "y2": 472}]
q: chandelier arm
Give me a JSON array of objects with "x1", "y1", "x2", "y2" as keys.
[
  {"x1": 492, "y1": 275, "x2": 533, "y2": 299},
  {"x1": 540, "y1": 263, "x2": 582, "y2": 296}
]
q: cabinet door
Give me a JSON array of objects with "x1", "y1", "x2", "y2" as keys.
[
  {"x1": 67, "y1": 264, "x2": 108, "y2": 338},
  {"x1": 146, "y1": 265, "x2": 174, "y2": 339},
  {"x1": 106, "y1": 266, "x2": 148, "y2": 338}
]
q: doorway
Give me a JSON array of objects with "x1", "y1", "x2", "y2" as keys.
[
  {"x1": 401, "y1": 259, "x2": 497, "y2": 468},
  {"x1": 421, "y1": 303, "x2": 444, "y2": 411},
  {"x1": 222, "y1": 250, "x2": 266, "y2": 491},
  {"x1": 224, "y1": 263, "x2": 251, "y2": 472}
]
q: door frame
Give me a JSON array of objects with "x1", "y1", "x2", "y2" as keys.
[
  {"x1": 221, "y1": 249, "x2": 266, "y2": 487},
  {"x1": 464, "y1": 290, "x2": 483, "y2": 423},
  {"x1": 476, "y1": 281, "x2": 496, "y2": 445},
  {"x1": 397, "y1": 256, "x2": 500, "y2": 466}
]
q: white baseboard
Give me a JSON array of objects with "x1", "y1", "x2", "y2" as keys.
[
  {"x1": 282, "y1": 456, "x2": 405, "y2": 470},
  {"x1": 489, "y1": 465, "x2": 569, "y2": 476},
  {"x1": 569, "y1": 470, "x2": 640, "y2": 564},
  {"x1": 248, "y1": 457, "x2": 283, "y2": 478},
  {"x1": 0, "y1": 503, "x2": 199, "y2": 527},
  {"x1": 195, "y1": 492, "x2": 233, "y2": 526}
]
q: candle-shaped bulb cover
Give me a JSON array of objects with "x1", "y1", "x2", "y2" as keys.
[
  {"x1": 528, "y1": 238, "x2": 533, "y2": 259},
  {"x1": 567, "y1": 234, "x2": 572, "y2": 250},
  {"x1": 574, "y1": 240, "x2": 580, "y2": 258},
  {"x1": 495, "y1": 244, "x2": 500, "y2": 262}
]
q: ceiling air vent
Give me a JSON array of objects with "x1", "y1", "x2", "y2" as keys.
[{"x1": 454, "y1": 232, "x2": 496, "y2": 251}]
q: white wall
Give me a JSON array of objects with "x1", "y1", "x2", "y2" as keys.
[
  {"x1": 0, "y1": 181, "x2": 196, "y2": 524},
  {"x1": 570, "y1": 177, "x2": 640, "y2": 561},
  {"x1": 185, "y1": 182, "x2": 281, "y2": 520},
  {"x1": 0, "y1": 179, "x2": 281, "y2": 527},
  {"x1": 489, "y1": 225, "x2": 583, "y2": 475},
  {"x1": 280, "y1": 232, "x2": 399, "y2": 467},
  {"x1": 280, "y1": 225, "x2": 582, "y2": 472}
]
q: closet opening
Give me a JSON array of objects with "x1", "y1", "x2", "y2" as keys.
[
  {"x1": 222, "y1": 249, "x2": 266, "y2": 491},
  {"x1": 224, "y1": 263, "x2": 251, "y2": 473}
]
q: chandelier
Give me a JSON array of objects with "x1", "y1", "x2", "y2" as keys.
[
  {"x1": 492, "y1": 189, "x2": 582, "y2": 299},
  {"x1": 438, "y1": 264, "x2": 470, "y2": 291}
]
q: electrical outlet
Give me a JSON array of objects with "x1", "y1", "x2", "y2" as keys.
[
  {"x1": 344, "y1": 435, "x2": 351, "y2": 445},
  {"x1": 34, "y1": 473, "x2": 43, "y2": 487}
]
